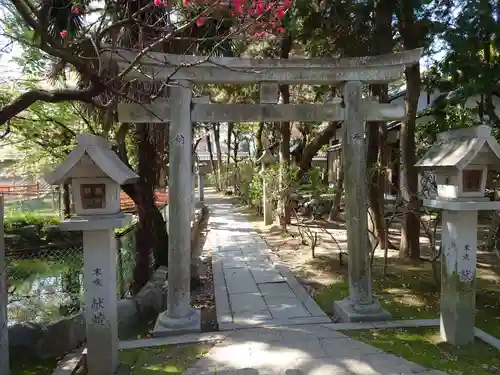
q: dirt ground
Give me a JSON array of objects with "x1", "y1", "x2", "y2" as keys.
[{"x1": 191, "y1": 211, "x2": 218, "y2": 332}]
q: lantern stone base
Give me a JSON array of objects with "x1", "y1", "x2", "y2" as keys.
[
  {"x1": 152, "y1": 308, "x2": 201, "y2": 337},
  {"x1": 334, "y1": 297, "x2": 391, "y2": 322}
]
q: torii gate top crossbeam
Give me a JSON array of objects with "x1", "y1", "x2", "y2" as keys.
[{"x1": 106, "y1": 48, "x2": 423, "y2": 84}]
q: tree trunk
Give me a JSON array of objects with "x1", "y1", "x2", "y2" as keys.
[
  {"x1": 227, "y1": 122, "x2": 233, "y2": 165},
  {"x1": 276, "y1": 31, "x2": 293, "y2": 227},
  {"x1": 206, "y1": 134, "x2": 218, "y2": 187},
  {"x1": 397, "y1": 1, "x2": 422, "y2": 259},
  {"x1": 367, "y1": 85, "x2": 392, "y2": 250},
  {"x1": 366, "y1": 0, "x2": 395, "y2": 250},
  {"x1": 213, "y1": 123, "x2": 223, "y2": 191},
  {"x1": 256, "y1": 122, "x2": 264, "y2": 159},
  {"x1": 299, "y1": 122, "x2": 340, "y2": 177},
  {"x1": 127, "y1": 124, "x2": 168, "y2": 294},
  {"x1": 63, "y1": 183, "x2": 71, "y2": 218},
  {"x1": 226, "y1": 122, "x2": 234, "y2": 191}
]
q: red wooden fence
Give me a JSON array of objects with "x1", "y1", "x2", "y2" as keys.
[
  {"x1": 0, "y1": 182, "x2": 169, "y2": 212},
  {"x1": 120, "y1": 188, "x2": 169, "y2": 212},
  {"x1": 0, "y1": 182, "x2": 41, "y2": 196}
]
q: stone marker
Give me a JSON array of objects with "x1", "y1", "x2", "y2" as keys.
[
  {"x1": 197, "y1": 169, "x2": 205, "y2": 203},
  {"x1": 153, "y1": 81, "x2": 201, "y2": 336},
  {"x1": 415, "y1": 124, "x2": 500, "y2": 345},
  {"x1": 257, "y1": 149, "x2": 277, "y2": 226},
  {"x1": 45, "y1": 133, "x2": 139, "y2": 375},
  {"x1": 333, "y1": 81, "x2": 391, "y2": 323}
]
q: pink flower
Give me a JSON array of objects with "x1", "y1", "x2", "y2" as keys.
[
  {"x1": 71, "y1": 5, "x2": 80, "y2": 14},
  {"x1": 183, "y1": 0, "x2": 190, "y2": 6},
  {"x1": 154, "y1": 0, "x2": 166, "y2": 6},
  {"x1": 60, "y1": 30, "x2": 68, "y2": 38},
  {"x1": 195, "y1": 16, "x2": 206, "y2": 27},
  {"x1": 281, "y1": 0, "x2": 291, "y2": 8},
  {"x1": 275, "y1": 6, "x2": 285, "y2": 18},
  {"x1": 276, "y1": 27, "x2": 285, "y2": 34}
]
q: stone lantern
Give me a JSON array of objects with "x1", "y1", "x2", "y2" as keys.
[
  {"x1": 44, "y1": 133, "x2": 139, "y2": 375},
  {"x1": 415, "y1": 125, "x2": 500, "y2": 345},
  {"x1": 257, "y1": 150, "x2": 277, "y2": 226}
]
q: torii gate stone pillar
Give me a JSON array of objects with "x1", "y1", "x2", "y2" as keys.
[
  {"x1": 154, "y1": 80, "x2": 201, "y2": 336},
  {"x1": 333, "y1": 81, "x2": 391, "y2": 322}
]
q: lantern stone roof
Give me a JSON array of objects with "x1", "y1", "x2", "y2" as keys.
[
  {"x1": 44, "y1": 133, "x2": 139, "y2": 185},
  {"x1": 415, "y1": 125, "x2": 500, "y2": 170}
]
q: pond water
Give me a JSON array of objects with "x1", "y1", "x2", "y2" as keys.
[{"x1": 7, "y1": 239, "x2": 136, "y2": 325}]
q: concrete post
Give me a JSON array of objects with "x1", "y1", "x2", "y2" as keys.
[
  {"x1": 440, "y1": 210, "x2": 477, "y2": 345},
  {"x1": 0, "y1": 196, "x2": 10, "y2": 375},
  {"x1": 333, "y1": 81, "x2": 391, "y2": 322},
  {"x1": 82, "y1": 230, "x2": 118, "y2": 375},
  {"x1": 262, "y1": 163, "x2": 273, "y2": 226},
  {"x1": 154, "y1": 80, "x2": 201, "y2": 336},
  {"x1": 198, "y1": 171, "x2": 205, "y2": 202}
]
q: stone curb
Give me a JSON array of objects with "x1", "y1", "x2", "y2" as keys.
[
  {"x1": 474, "y1": 328, "x2": 500, "y2": 350},
  {"x1": 119, "y1": 332, "x2": 227, "y2": 350}
]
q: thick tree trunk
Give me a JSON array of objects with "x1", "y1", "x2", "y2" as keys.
[
  {"x1": 367, "y1": 85, "x2": 391, "y2": 250},
  {"x1": 366, "y1": 0, "x2": 394, "y2": 250},
  {"x1": 277, "y1": 31, "x2": 293, "y2": 227},
  {"x1": 397, "y1": 1, "x2": 422, "y2": 259},
  {"x1": 127, "y1": 124, "x2": 168, "y2": 294},
  {"x1": 399, "y1": 64, "x2": 421, "y2": 259},
  {"x1": 213, "y1": 123, "x2": 223, "y2": 191},
  {"x1": 299, "y1": 122, "x2": 340, "y2": 177}
]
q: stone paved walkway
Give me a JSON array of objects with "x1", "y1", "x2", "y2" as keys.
[
  {"x1": 190, "y1": 193, "x2": 447, "y2": 375},
  {"x1": 205, "y1": 198, "x2": 331, "y2": 330}
]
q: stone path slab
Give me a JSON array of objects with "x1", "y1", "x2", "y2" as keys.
[
  {"x1": 205, "y1": 198, "x2": 331, "y2": 330},
  {"x1": 182, "y1": 325, "x2": 449, "y2": 375}
]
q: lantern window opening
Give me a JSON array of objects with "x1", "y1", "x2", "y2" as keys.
[{"x1": 462, "y1": 169, "x2": 483, "y2": 193}]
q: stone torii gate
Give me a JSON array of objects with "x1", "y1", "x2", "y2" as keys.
[{"x1": 111, "y1": 47, "x2": 423, "y2": 329}]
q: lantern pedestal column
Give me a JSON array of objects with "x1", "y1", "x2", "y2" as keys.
[
  {"x1": 439, "y1": 208, "x2": 478, "y2": 345},
  {"x1": 61, "y1": 215, "x2": 131, "y2": 375}
]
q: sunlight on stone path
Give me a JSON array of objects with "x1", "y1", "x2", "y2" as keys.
[
  {"x1": 186, "y1": 193, "x2": 448, "y2": 375},
  {"x1": 182, "y1": 325, "x2": 447, "y2": 375}
]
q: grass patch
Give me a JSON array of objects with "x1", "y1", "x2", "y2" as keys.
[
  {"x1": 344, "y1": 327, "x2": 500, "y2": 375},
  {"x1": 119, "y1": 343, "x2": 214, "y2": 374},
  {"x1": 11, "y1": 357, "x2": 58, "y2": 375},
  {"x1": 312, "y1": 258, "x2": 500, "y2": 337},
  {"x1": 4, "y1": 211, "x2": 60, "y2": 229}
]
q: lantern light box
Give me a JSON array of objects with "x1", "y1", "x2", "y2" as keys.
[{"x1": 44, "y1": 133, "x2": 138, "y2": 218}]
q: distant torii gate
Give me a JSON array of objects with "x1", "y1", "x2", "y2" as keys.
[{"x1": 110, "y1": 47, "x2": 422, "y2": 329}]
